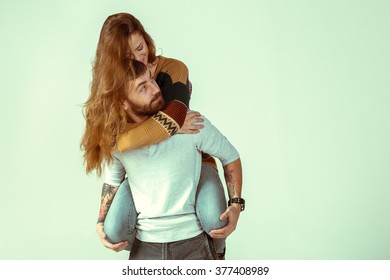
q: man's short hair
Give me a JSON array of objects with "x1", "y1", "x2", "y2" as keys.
[{"x1": 126, "y1": 59, "x2": 148, "y2": 81}]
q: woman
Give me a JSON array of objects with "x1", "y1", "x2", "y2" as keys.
[{"x1": 85, "y1": 12, "x2": 229, "y2": 258}]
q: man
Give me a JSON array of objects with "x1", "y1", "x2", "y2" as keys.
[{"x1": 88, "y1": 60, "x2": 243, "y2": 259}]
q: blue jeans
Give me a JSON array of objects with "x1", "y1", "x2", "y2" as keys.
[
  {"x1": 129, "y1": 232, "x2": 217, "y2": 260},
  {"x1": 104, "y1": 164, "x2": 227, "y2": 253}
]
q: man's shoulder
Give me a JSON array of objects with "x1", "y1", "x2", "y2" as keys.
[
  {"x1": 200, "y1": 115, "x2": 212, "y2": 127},
  {"x1": 195, "y1": 115, "x2": 219, "y2": 138}
]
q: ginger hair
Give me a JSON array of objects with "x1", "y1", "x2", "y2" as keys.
[{"x1": 81, "y1": 14, "x2": 151, "y2": 176}]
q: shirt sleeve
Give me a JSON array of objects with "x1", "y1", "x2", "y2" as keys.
[
  {"x1": 195, "y1": 116, "x2": 240, "y2": 166},
  {"x1": 104, "y1": 154, "x2": 126, "y2": 186}
]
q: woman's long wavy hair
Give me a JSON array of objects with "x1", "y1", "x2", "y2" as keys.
[{"x1": 80, "y1": 13, "x2": 154, "y2": 176}]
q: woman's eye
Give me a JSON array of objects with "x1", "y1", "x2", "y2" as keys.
[{"x1": 136, "y1": 45, "x2": 143, "y2": 51}]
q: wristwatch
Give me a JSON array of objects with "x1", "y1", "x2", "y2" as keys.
[{"x1": 228, "y1": 197, "x2": 245, "y2": 212}]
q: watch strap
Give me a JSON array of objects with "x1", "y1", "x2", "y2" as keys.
[{"x1": 228, "y1": 197, "x2": 245, "y2": 211}]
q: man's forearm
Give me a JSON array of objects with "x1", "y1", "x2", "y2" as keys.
[
  {"x1": 223, "y1": 158, "x2": 242, "y2": 199},
  {"x1": 208, "y1": 158, "x2": 242, "y2": 238},
  {"x1": 97, "y1": 183, "x2": 119, "y2": 224}
]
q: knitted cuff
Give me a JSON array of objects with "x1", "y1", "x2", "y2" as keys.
[
  {"x1": 152, "y1": 111, "x2": 180, "y2": 136},
  {"x1": 162, "y1": 100, "x2": 188, "y2": 127}
]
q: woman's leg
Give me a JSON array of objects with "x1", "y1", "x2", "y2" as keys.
[
  {"x1": 196, "y1": 164, "x2": 227, "y2": 255},
  {"x1": 104, "y1": 179, "x2": 137, "y2": 251}
]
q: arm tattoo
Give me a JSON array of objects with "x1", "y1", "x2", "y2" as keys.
[
  {"x1": 97, "y1": 183, "x2": 118, "y2": 224},
  {"x1": 101, "y1": 183, "x2": 116, "y2": 202},
  {"x1": 225, "y1": 169, "x2": 237, "y2": 198},
  {"x1": 227, "y1": 182, "x2": 236, "y2": 199}
]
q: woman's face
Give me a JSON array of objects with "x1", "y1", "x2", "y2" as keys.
[{"x1": 129, "y1": 32, "x2": 149, "y2": 65}]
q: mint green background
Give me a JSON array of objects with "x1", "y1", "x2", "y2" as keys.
[{"x1": 1, "y1": 0, "x2": 389, "y2": 259}]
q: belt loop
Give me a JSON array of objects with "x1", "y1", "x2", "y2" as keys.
[{"x1": 162, "y1": 242, "x2": 168, "y2": 260}]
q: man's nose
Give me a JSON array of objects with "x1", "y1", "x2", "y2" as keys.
[{"x1": 150, "y1": 80, "x2": 160, "y2": 95}]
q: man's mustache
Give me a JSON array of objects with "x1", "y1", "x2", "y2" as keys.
[{"x1": 151, "y1": 91, "x2": 163, "y2": 103}]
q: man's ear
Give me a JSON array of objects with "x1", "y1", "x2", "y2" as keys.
[{"x1": 122, "y1": 99, "x2": 129, "y2": 111}]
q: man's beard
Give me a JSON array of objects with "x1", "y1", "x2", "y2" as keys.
[{"x1": 131, "y1": 95, "x2": 165, "y2": 116}]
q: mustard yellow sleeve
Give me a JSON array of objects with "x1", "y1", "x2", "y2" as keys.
[{"x1": 116, "y1": 101, "x2": 187, "y2": 153}]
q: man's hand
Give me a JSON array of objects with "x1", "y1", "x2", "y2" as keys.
[
  {"x1": 96, "y1": 223, "x2": 128, "y2": 252},
  {"x1": 208, "y1": 204, "x2": 241, "y2": 239},
  {"x1": 177, "y1": 111, "x2": 204, "y2": 134}
]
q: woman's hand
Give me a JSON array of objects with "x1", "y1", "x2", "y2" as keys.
[
  {"x1": 177, "y1": 111, "x2": 204, "y2": 134},
  {"x1": 96, "y1": 223, "x2": 128, "y2": 252}
]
